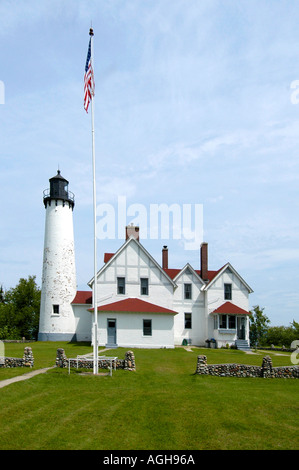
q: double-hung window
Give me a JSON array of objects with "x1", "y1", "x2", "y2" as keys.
[
  {"x1": 219, "y1": 314, "x2": 227, "y2": 329},
  {"x1": 224, "y1": 283, "x2": 232, "y2": 300},
  {"x1": 218, "y1": 314, "x2": 236, "y2": 330},
  {"x1": 184, "y1": 313, "x2": 192, "y2": 329},
  {"x1": 140, "y1": 278, "x2": 148, "y2": 295},
  {"x1": 228, "y1": 315, "x2": 236, "y2": 329},
  {"x1": 117, "y1": 277, "x2": 125, "y2": 295},
  {"x1": 184, "y1": 283, "x2": 192, "y2": 300}
]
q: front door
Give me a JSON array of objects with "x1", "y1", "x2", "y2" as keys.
[
  {"x1": 237, "y1": 317, "x2": 245, "y2": 340},
  {"x1": 107, "y1": 318, "x2": 117, "y2": 345}
]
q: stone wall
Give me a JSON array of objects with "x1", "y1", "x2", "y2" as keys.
[
  {"x1": 0, "y1": 347, "x2": 34, "y2": 368},
  {"x1": 56, "y1": 349, "x2": 136, "y2": 371},
  {"x1": 195, "y1": 355, "x2": 299, "y2": 379}
]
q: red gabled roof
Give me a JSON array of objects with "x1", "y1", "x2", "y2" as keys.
[
  {"x1": 163, "y1": 268, "x2": 181, "y2": 279},
  {"x1": 103, "y1": 248, "x2": 223, "y2": 285},
  {"x1": 211, "y1": 301, "x2": 251, "y2": 316},
  {"x1": 163, "y1": 268, "x2": 221, "y2": 283},
  {"x1": 89, "y1": 298, "x2": 178, "y2": 315},
  {"x1": 195, "y1": 269, "x2": 222, "y2": 283},
  {"x1": 72, "y1": 291, "x2": 92, "y2": 305}
]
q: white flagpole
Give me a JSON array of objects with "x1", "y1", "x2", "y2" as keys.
[{"x1": 89, "y1": 27, "x2": 98, "y2": 375}]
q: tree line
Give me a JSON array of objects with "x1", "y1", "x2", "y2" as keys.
[
  {"x1": 0, "y1": 276, "x2": 40, "y2": 340},
  {"x1": 249, "y1": 305, "x2": 299, "y2": 348},
  {"x1": 0, "y1": 277, "x2": 298, "y2": 346}
]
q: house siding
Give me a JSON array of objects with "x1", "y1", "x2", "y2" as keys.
[
  {"x1": 96, "y1": 241, "x2": 174, "y2": 311},
  {"x1": 94, "y1": 312, "x2": 175, "y2": 349},
  {"x1": 173, "y1": 269, "x2": 206, "y2": 346}
]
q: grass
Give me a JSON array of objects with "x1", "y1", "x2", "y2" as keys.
[{"x1": 0, "y1": 343, "x2": 298, "y2": 450}]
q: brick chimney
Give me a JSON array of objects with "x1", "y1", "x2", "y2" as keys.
[
  {"x1": 126, "y1": 224, "x2": 140, "y2": 241},
  {"x1": 162, "y1": 246, "x2": 168, "y2": 269},
  {"x1": 200, "y1": 242, "x2": 208, "y2": 281}
]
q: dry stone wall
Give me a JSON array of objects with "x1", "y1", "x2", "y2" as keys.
[
  {"x1": 195, "y1": 355, "x2": 299, "y2": 379},
  {"x1": 56, "y1": 349, "x2": 136, "y2": 371},
  {"x1": 0, "y1": 347, "x2": 34, "y2": 368}
]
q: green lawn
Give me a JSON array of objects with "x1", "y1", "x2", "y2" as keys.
[{"x1": 0, "y1": 342, "x2": 298, "y2": 450}]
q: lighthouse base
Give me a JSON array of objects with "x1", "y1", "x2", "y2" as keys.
[{"x1": 38, "y1": 332, "x2": 77, "y2": 342}]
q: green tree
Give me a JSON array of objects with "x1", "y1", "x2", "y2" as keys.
[
  {"x1": 291, "y1": 320, "x2": 299, "y2": 338},
  {"x1": 0, "y1": 276, "x2": 41, "y2": 340},
  {"x1": 266, "y1": 320, "x2": 299, "y2": 348},
  {"x1": 0, "y1": 285, "x2": 4, "y2": 303},
  {"x1": 249, "y1": 305, "x2": 270, "y2": 346}
]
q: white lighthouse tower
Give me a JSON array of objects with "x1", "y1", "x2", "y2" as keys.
[{"x1": 38, "y1": 170, "x2": 77, "y2": 341}]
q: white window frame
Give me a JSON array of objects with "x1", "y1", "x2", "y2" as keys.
[
  {"x1": 140, "y1": 278, "x2": 149, "y2": 296},
  {"x1": 117, "y1": 277, "x2": 125, "y2": 295},
  {"x1": 184, "y1": 283, "x2": 192, "y2": 300},
  {"x1": 224, "y1": 283, "x2": 232, "y2": 300},
  {"x1": 216, "y1": 314, "x2": 236, "y2": 331}
]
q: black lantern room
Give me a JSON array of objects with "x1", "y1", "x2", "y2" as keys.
[{"x1": 43, "y1": 170, "x2": 75, "y2": 209}]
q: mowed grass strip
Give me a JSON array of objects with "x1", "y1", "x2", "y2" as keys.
[{"x1": 0, "y1": 344, "x2": 298, "y2": 450}]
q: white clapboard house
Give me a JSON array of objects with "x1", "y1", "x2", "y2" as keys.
[{"x1": 72, "y1": 226, "x2": 253, "y2": 349}]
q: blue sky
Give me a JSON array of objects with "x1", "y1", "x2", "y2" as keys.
[{"x1": 1, "y1": 0, "x2": 299, "y2": 326}]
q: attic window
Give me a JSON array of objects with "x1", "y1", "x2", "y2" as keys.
[
  {"x1": 184, "y1": 283, "x2": 192, "y2": 300},
  {"x1": 140, "y1": 278, "x2": 148, "y2": 295},
  {"x1": 224, "y1": 283, "x2": 232, "y2": 300}
]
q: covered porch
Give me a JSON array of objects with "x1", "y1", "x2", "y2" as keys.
[{"x1": 210, "y1": 301, "x2": 251, "y2": 349}]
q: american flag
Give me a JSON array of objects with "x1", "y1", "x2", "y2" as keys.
[{"x1": 84, "y1": 38, "x2": 95, "y2": 113}]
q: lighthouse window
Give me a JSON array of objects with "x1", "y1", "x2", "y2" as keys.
[{"x1": 53, "y1": 304, "x2": 60, "y2": 315}]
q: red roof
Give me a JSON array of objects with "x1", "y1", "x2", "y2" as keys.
[
  {"x1": 163, "y1": 268, "x2": 181, "y2": 279},
  {"x1": 103, "y1": 253, "x2": 222, "y2": 284},
  {"x1": 211, "y1": 301, "x2": 251, "y2": 316},
  {"x1": 195, "y1": 269, "x2": 221, "y2": 283},
  {"x1": 72, "y1": 291, "x2": 92, "y2": 304},
  {"x1": 104, "y1": 253, "x2": 114, "y2": 263},
  {"x1": 89, "y1": 298, "x2": 178, "y2": 315},
  {"x1": 164, "y1": 268, "x2": 221, "y2": 283}
]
